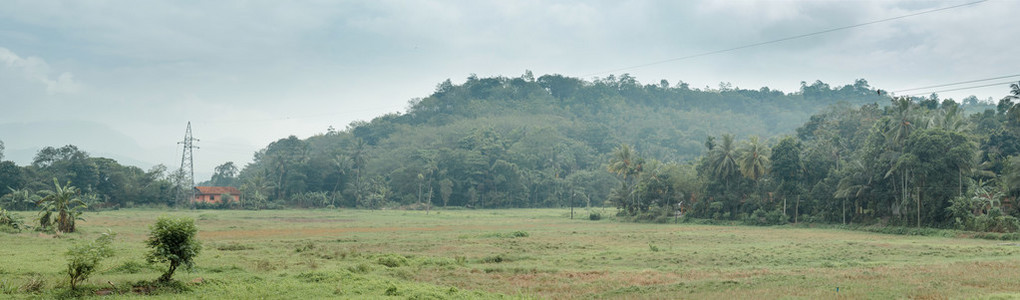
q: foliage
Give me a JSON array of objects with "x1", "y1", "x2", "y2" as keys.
[
  {"x1": 145, "y1": 216, "x2": 201, "y2": 282},
  {"x1": 36, "y1": 179, "x2": 86, "y2": 233},
  {"x1": 745, "y1": 209, "x2": 787, "y2": 226},
  {"x1": 65, "y1": 231, "x2": 116, "y2": 289},
  {"x1": 0, "y1": 208, "x2": 23, "y2": 233}
]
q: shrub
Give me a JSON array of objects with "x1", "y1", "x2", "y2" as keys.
[
  {"x1": 589, "y1": 212, "x2": 602, "y2": 221},
  {"x1": 146, "y1": 217, "x2": 201, "y2": 282},
  {"x1": 66, "y1": 231, "x2": 116, "y2": 290},
  {"x1": 746, "y1": 209, "x2": 787, "y2": 226},
  {"x1": 0, "y1": 209, "x2": 22, "y2": 233},
  {"x1": 376, "y1": 254, "x2": 409, "y2": 268}
]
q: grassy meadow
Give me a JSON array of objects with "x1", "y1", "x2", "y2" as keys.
[{"x1": 1, "y1": 208, "x2": 1020, "y2": 299}]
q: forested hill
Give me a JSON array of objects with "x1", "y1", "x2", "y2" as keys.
[
  {"x1": 358, "y1": 73, "x2": 888, "y2": 161},
  {"x1": 225, "y1": 73, "x2": 902, "y2": 209}
]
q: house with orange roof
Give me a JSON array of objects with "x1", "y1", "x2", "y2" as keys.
[{"x1": 193, "y1": 186, "x2": 241, "y2": 204}]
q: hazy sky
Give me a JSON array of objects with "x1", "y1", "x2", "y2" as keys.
[{"x1": 1, "y1": 0, "x2": 1018, "y2": 180}]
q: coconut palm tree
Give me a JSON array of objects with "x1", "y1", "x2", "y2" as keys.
[
  {"x1": 36, "y1": 178, "x2": 86, "y2": 233},
  {"x1": 738, "y1": 136, "x2": 770, "y2": 181},
  {"x1": 835, "y1": 160, "x2": 871, "y2": 225},
  {"x1": 706, "y1": 134, "x2": 740, "y2": 187}
]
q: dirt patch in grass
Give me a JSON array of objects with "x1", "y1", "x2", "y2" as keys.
[
  {"x1": 199, "y1": 224, "x2": 523, "y2": 239},
  {"x1": 270, "y1": 218, "x2": 355, "y2": 223}
]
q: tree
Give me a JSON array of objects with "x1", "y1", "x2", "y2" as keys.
[
  {"x1": 770, "y1": 136, "x2": 802, "y2": 219},
  {"x1": 706, "y1": 134, "x2": 741, "y2": 186},
  {"x1": 3, "y1": 187, "x2": 37, "y2": 211},
  {"x1": 439, "y1": 179, "x2": 453, "y2": 208},
  {"x1": 210, "y1": 162, "x2": 238, "y2": 186},
  {"x1": 146, "y1": 216, "x2": 201, "y2": 282},
  {"x1": 607, "y1": 144, "x2": 644, "y2": 213},
  {"x1": 0, "y1": 161, "x2": 26, "y2": 203},
  {"x1": 37, "y1": 179, "x2": 87, "y2": 233},
  {"x1": 239, "y1": 171, "x2": 272, "y2": 210},
  {"x1": 66, "y1": 231, "x2": 115, "y2": 290},
  {"x1": 834, "y1": 160, "x2": 871, "y2": 224},
  {"x1": 0, "y1": 139, "x2": 4, "y2": 161},
  {"x1": 738, "y1": 136, "x2": 770, "y2": 181}
]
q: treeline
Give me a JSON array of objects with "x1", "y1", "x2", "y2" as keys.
[
  {"x1": 0, "y1": 145, "x2": 178, "y2": 210},
  {"x1": 612, "y1": 83, "x2": 1020, "y2": 232}
]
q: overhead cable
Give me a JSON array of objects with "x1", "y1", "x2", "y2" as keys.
[{"x1": 583, "y1": 0, "x2": 988, "y2": 77}]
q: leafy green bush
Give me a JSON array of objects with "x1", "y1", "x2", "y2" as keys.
[
  {"x1": 745, "y1": 209, "x2": 787, "y2": 226},
  {"x1": 146, "y1": 216, "x2": 201, "y2": 282},
  {"x1": 588, "y1": 212, "x2": 602, "y2": 220},
  {"x1": 0, "y1": 209, "x2": 22, "y2": 233},
  {"x1": 375, "y1": 254, "x2": 409, "y2": 268},
  {"x1": 948, "y1": 196, "x2": 1019, "y2": 233},
  {"x1": 66, "y1": 231, "x2": 116, "y2": 290}
]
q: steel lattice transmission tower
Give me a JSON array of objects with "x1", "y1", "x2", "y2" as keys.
[{"x1": 177, "y1": 121, "x2": 199, "y2": 207}]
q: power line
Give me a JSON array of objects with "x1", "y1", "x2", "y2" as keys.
[
  {"x1": 901, "y1": 81, "x2": 1017, "y2": 97},
  {"x1": 583, "y1": 0, "x2": 988, "y2": 77},
  {"x1": 893, "y1": 74, "x2": 1020, "y2": 93},
  {"x1": 204, "y1": 105, "x2": 405, "y2": 124}
]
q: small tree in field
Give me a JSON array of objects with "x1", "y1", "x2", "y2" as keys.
[
  {"x1": 66, "y1": 231, "x2": 116, "y2": 290},
  {"x1": 146, "y1": 217, "x2": 201, "y2": 282},
  {"x1": 37, "y1": 179, "x2": 87, "y2": 233}
]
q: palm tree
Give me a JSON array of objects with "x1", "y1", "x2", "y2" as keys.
[
  {"x1": 4, "y1": 187, "x2": 38, "y2": 211},
  {"x1": 607, "y1": 144, "x2": 641, "y2": 181},
  {"x1": 608, "y1": 144, "x2": 643, "y2": 212},
  {"x1": 885, "y1": 97, "x2": 915, "y2": 149},
  {"x1": 36, "y1": 178, "x2": 86, "y2": 233},
  {"x1": 835, "y1": 160, "x2": 871, "y2": 225},
  {"x1": 738, "y1": 136, "x2": 770, "y2": 181},
  {"x1": 706, "y1": 134, "x2": 740, "y2": 186}
]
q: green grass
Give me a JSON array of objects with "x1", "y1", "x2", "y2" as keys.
[{"x1": 1, "y1": 208, "x2": 1019, "y2": 299}]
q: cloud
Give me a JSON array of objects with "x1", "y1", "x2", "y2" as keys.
[{"x1": 0, "y1": 47, "x2": 81, "y2": 95}]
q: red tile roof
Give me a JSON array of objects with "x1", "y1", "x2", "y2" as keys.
[{"x1": 194, "y1": 186, "x2": 241, "y2": 195}]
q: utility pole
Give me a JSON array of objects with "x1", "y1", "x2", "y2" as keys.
[{"x1": 177, "y1": 122, "x2": 199, "y2": 208}]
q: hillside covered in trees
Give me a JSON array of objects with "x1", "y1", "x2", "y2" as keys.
[
  {"x1": 220, "y1": 73, "x2": 900, "y2": 209},
  {"x1": 4, "y1": 73, "x2": 1018, "y2": 232}
]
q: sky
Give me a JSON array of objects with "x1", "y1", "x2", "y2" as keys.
[{"x1": 1, "y1": 0, "x2": 1018, "y2": 181}]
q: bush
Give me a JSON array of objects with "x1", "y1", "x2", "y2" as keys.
[
  {"x1": 746, "y1": 209, "x2": 787, "y2": 226},
  {"x1": 146, "y1": 217, "x2": 201, "y2": 282},
  {"x1": 66, "y1": 231, "x2": 116, "y2": 290},
  {"x1": 589, "y1": 212, "x2": 602, "y2": 221},
  {"x1": 0, "y1": 209, "x2": 22, "y2": 233},
  {"x1": 376, "y1": 254, "x2": 409, "y2": 268}
]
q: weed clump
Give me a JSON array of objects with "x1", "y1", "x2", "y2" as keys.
[
  {"x1": 216, "y1": 243, "x2": 253, "y2": 251},
  {"x1": 376, "y1": 254, "x2": 409, "y2": 268},
  {"x1": 348, "y1": 263, "x2": 373, "y2": 274},
  {"x1": 107, "y1": 260, "x2": 156, "y2": 274},
  {"x1": 66, "y1": 231, "x2": 116, "y2": 290}
]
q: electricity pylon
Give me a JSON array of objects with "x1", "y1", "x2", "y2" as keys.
[{"x1": 177, "y1": 121, "x2": 199, "y2": 208}]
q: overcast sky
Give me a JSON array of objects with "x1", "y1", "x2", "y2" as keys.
[{"x1": 1, "y1": 0, "x2": 1018, "y2": 180}]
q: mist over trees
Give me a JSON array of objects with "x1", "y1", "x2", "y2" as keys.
[{"x1": 2, "y1": 74, "x2": 1017, "y2": 232}]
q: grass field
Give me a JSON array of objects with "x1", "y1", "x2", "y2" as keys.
[{"x1": 2, "y1": 208, "x2": 1019, "y2": 299}]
